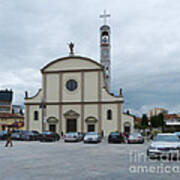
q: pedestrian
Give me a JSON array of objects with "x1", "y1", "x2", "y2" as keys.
[{"x1": 5, "y1": 128, "x2": 13, "y2": 147}]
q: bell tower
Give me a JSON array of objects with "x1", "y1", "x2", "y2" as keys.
[{"x1": 100, "y1": 10, "x2": 111, "y2": 91}]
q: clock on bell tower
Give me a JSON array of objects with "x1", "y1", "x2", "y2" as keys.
[{"x1": 99, "y1": 10, "x2": 111, "y2": 92}]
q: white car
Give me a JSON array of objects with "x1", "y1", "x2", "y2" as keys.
[
  {"x1": 128, "y1": 133, "x2": 144, "y2": 144},
  {"x1": 64, "y1": 132, "x2": 81, "y2": 142},
  {"x1": 147, "y1": 133, "x2": 180, "y2": 159},
  {"x1": 83, "y1": 132, "x2": 101, "y2": 143}
]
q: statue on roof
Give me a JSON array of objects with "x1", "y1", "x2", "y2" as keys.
[{"x1": 69, "y1": 42, "x2": 74, "y2": 56}]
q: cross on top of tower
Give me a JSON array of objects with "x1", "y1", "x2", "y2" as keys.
[{"x1": 99, "y1": 10, "x2": 110, "y2": 25}]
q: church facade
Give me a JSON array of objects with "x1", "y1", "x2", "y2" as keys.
[
  {"x1": 24, "y1": 12, "x2": 134, "y2": 136},
  {"x1": 25, "y1": 56, "x2": 123, "y2": 136}
]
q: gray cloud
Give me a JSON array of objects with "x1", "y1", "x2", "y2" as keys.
[{"x1": 0, "y1": 0, "x2": 180, "y2": 116}]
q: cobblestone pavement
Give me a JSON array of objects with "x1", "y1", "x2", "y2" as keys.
[{"x1": 0, "y1": 140, "x2": 179, "y2": 180}]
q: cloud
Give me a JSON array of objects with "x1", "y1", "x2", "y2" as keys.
[{"x1": 0, "y1": 0, "x2": 180, "y2": 115}]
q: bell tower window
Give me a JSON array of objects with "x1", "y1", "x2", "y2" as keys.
[{"x1": 101, "y1": 31, "x2": 109, "y2": 44}]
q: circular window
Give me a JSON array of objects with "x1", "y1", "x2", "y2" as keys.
[{"x1": 66, "y1": 79, "x2": 78, "y2": 91}]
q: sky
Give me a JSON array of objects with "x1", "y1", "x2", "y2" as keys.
[{"x1": 0, "y1": 0, "x2": 180, "y2": 116}]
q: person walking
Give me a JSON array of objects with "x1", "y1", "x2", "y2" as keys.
[{"x1": 5, "y1": 128, "x2": 13, "y2": 147}]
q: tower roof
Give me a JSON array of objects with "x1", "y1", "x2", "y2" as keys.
[{"x1": 100, "y1": 25, "x2": 110, "y2": 30}]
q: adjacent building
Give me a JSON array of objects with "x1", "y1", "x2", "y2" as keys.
[
  {"x1": 164, "y1": 114, "x2": 180, "y2": 132},
  {"x1": 0, "y1": 89, "x2": 24, "y2": 130},
  {"x1": 0, "y1": 89, "x2": 13, "y2": 113},
  {"x1": 147, "y1": 107, "x2": 168, "y2": 118}
]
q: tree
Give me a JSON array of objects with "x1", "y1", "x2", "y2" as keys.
[
  {"x1": 150, "y1": 116, "x2": 159, "y2": 128},
  {"x1": 141, "y1": 114, "x2": 148, "y2": 129},
  {"x1": 157, "y1": 113, "x2": 164, "y2": 132},
  {"x1": 150, "y1": 114, "x2": 164, "y2": 129}
]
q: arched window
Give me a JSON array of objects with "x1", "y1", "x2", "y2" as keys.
[
  {"x1": 101, "y1": 31, "x2": 109, "y2": 44},
  {"x1": 107, "y1": 110, "x2": 112, "y2": 120},
  {"x1": 34, "y1": 111, "x2": 39, "y2": 120}
]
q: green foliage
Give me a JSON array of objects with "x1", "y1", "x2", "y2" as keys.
[
  {"x1": 134, "y1": 123, "x2": 141, "y2": 129},
  {"x1": 150, "y1": 113, "x2": 164, "y2": 129},
  {"x1": 151, "y1": 129, "x2": 162, "y2": 137},
  {"x1": 141, "y1": 114, "x2": 148, "y2": 129}
]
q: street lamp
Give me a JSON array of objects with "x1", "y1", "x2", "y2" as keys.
[{"x1": 39, "y1": 97, "x2": 46, "y2": 132}]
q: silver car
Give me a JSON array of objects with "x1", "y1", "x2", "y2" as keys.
[
  {"x1": 128, "y1": 133, "x2": 144, "y2": 144},
  {"x1": 147, "y1": 133, "x2": 180, "y2": 159},
  {"x1": 83, "y1": 132, "x2": 101, "y2": 143},
  {"x1": 64, "y1": 132, "x2": 81, "y2": 142}
]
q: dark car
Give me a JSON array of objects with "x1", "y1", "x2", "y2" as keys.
[
  {"x1": 108, "y1": 132, "x2": 125, "y2": 143},
  {"x1": 39, "y1": 131, "x2": 60, "y2": 142},
  {"x1": 21, "y1": 130, "x2": 41, "y2": 141},
  {"x1": 11, "y1": 130, "x2": 25, "y2": 140},
  {"x1": 0, "y1": 130, "x2": 7, "y2": 140}
]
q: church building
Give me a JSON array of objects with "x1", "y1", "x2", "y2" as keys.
[{"x1": 24, "y1": 11, "x2": 134, "y2": 136}]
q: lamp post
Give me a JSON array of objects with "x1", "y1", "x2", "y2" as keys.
[{"x1": 39, "y1": 97, "x2": 46, "y2": 132}]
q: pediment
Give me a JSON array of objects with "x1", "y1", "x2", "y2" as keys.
[
  {"x1": 64, "y1": 110, "x2": 80, "y2": 119},
  {"x1": 47, "y1": 116, "x2": 58, "y2": 123},
  {"x1": 85, "y1": 116, "x2": 98, "y2": 123},
  {"x1": 124, "y1": 122, "x2": 131, "y2": 127}
]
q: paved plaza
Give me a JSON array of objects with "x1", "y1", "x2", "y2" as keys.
[{"x1": 0, "y1": 140, "x2": 179, "y2": 180}]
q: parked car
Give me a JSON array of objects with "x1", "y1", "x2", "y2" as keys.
[
  {"x1": 83, "y1": 132, "x2": 101, "y2": 143},
  {"x1": 127, "y1": 133, "x2": 144, "y2": 144},
  {"x1": 11, "y1": 130, "x2": 24, "y2": 140},
  {"x1": 0, "y1": 130, "x2": 7, "y2": 140},
  {"x1": 174, "y1": 132, "x2": 180, "y2": 139},
  {"x1": 147, "y1": 133, "x2": 180, "y2": 159},
  {"x1": 64, "y1": 132, "x2": 81, "y2": 142},
  {"x1": 39, "y1": 131, "x2": 60, "y2": 142},
  {"x1": 108, "y1": 132, "x2": 125, "y2": 143},
  {"x1": 21, "y1": 130, "x2": 41, "y2": 141}
]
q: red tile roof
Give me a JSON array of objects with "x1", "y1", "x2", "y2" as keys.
[
  {"x1": 134, "y1": 117, "x2": 141, "y2": 122},
  {"x1": 164, "y1": 114, "x2": 180, "y2": 119}
]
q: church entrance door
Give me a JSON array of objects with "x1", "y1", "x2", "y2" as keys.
[
  {"x1": 66, "y1": 119, "x2": 77, "y2": 132},
  {"x1": 88, "y1": 124, "x2": 95, "y2": 132},
  {"x1": 49, "y1": 124, "x2": 56, "y2": 133}
]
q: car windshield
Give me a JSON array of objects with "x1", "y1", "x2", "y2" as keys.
[
  {"x1": 154, "y1": 135, "x2": 180, "y2": 142},
  {"x1": 111, "y1": 132, "x2": 119, "y2": 136},
  {"x1": 87, "y1": 132, "x2": 98, "y2": 135},
  {"x1": 23, "y1": 131, "x2": 33, "y2": 135},
  {"x1": 175, "y1": 132, "x2": 180, "y2": 136},
  {"x1": 42, "y1": 131, "x2": 52, "y2": 135},
  {"x1": 66, "y1": 132, "x2": 77, "y2": 135},
  {"x1": 130, "y1": 133, "x2": 141, "y2": 137}
]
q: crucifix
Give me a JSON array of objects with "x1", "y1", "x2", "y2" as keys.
[{"x1": 99, "y1": 10, "x2": 111, "y2": 25}]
